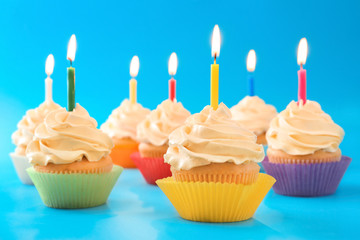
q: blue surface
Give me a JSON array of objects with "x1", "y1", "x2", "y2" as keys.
[{"x1": 1, "y1": 0, "x2": 360, "y2": 239}]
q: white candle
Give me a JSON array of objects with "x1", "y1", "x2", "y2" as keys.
[{"x1": 45, "y1": 54, "x2": 54, "y2": 102}]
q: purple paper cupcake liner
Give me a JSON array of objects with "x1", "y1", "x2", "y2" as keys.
[{"x1": 262, "y1": 156, "x2": 351, "y2": 197}]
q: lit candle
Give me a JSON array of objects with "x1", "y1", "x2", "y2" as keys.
[
  {"x1": 45, "y1": 54, "x2": 55, "y2": 102},
  {"x1": 168, "y1": 52, "x2": 178, "y2": 101},
  {"x1": 211, "y1": 25, "x2": 221, "y2": 110},
  {"x1": 297, "y1": 38, "x2": 308, "y2": 104},
  {"x1": 67, "y1": 34, "x2": 77, "y2": 111},
  {"x1": 246, "y1": 50, "x2": 256, "y2": 96},
  {"x1": 129, "y1": 56, "x2": 139, "y2": 104}
]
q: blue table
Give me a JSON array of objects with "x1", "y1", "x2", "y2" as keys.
[{"x1": 1, "y1": 153, "x2": 359, "y2": 240}]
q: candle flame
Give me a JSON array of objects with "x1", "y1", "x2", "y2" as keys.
[
  {"x1": 211, "y1": 25, "x2": 221, "y2": 58},
  {"x1": 297, "y1": 38, "x2": 308, "y2": 66},
  {"x1": 67, "y1": 34, "x2": 77, "y2": 62},
  {"x1": 45, "y1": 54, "x2": 55, "y2": 76},
  {"x1": 130, "y1": 55, "x2": 140, "y2": 77},
  {"x1": 168, "y1": 52, "x2": 178, "y2": 76},
  {"x1": 246, "y1": 50, "x2": 256, "y2": 72}
]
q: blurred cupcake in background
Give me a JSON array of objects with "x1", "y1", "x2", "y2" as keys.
[
  {"x1": 157, "y1": 103, "x2": 275, "y2": 222},
  {"x1": 101, "y1": 56, "x2": 150, "y2": 168},
  {"x1": 26, "y1": 104, "x2": 123, "y2": 208},
  {"x1": 262, "y1": 100, "x2": 350, "y2": 196},
  {"x1": 10, "y1": 54, "x2": 61, "y2": 185},
  {"x1": 231, "y1": 96, "x2": 277, "y2": 145},
  {"x1": 131, "y1": 99, "x2": 190, "y2": 185}
]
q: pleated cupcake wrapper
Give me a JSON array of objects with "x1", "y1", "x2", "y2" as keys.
[
  {"x1": 172, "y1": 171, "x2": 259, "y2": 185},
  {"x1": 131, "y1": 152, "x2": 172, "y2": 185},
  {"x1": 10, "y1": 153, "x2": 33, "y2": 185},
  {"x1": 262, "y1": 156, "x2": 351, "y2": 197},
  {"x1": 156, "y1": 173, "x2": 276, "y2": 223},
  {"x1": 27, "y1": 165, "x2": 123, "y2": 209}
]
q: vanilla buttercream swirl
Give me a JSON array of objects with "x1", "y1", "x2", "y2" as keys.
[
  {"x1": 101, "y1": 99, "x2": 150, "y2": 140},
  {"x1": 266, "y1": 100, "x2": 344, "y2": 155},
  {"x1": 230, "y1": 96, "x2": 277, "y2": 135},
  {"x1": 26, "y1": 104, "x2": 114, "y2": 165},
  {"x1": 12, "y1": 100, "x2": 61, "y2": 155},
  {"x1": 164, "y1": 103, "x2": 265, "y2": 170},
  {"x1": 137, "y1": 99, "x2": 191, "y2": 146}
]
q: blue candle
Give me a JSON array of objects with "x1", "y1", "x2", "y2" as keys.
[
  {"x1": 248, "y1": 74, "x2": 255, "y2": 96},
  {"x1": 246, "y1": 50, "x2": 256, "y2": 96}
]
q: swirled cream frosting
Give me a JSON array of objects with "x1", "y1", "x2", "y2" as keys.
[
  {"x1": 101, "y1": 99, "x2": 150, "y2": 140},
  {"x1": 266, "y1": 100, "x2": 345, "y2": 155},
  {"x1": 230, "y1": 96, "x2": 277, "y2": 135},
  {"x1": 164, "y1": 103, "x2": 265, "y2": 170},
  {"x1": 12, "y1": 100, "x2": 61, "y2": 155},
  {"x1": 137, "y1": 99, "x2": 191, "y2": 146},
  {"x1": 26, "y1": 104, "x2": 113, "y2": 166}
]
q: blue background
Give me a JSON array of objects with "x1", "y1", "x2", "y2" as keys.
[{"x1": 0, "y1": 0, "x2": 359, "y2": 239}]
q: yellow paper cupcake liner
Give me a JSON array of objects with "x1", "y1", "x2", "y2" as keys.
[{"x1": 156, "y1": 173, "x2": 276, "y2": 223}]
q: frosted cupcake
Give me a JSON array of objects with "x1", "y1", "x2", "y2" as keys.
[
  {"x1": 231, "y1": 96, "x2": 277, "y2": 145},
  {"x1": 262, "y1": 100, "x2": 350, "y2": 196},
  {"x1": 101, "y1": 99, "x2": 150, "y2": 168},
  {"x1": 131, "y1": 99, "x2": 190, "y2": 184},
  {"x1": 11, "y1": 100, "x2": 61, "y2": 184},
  {"x1": 26, "y1": 104, "x2": 123, "y2": 208},
  {"x1": 157, "y1": 103, "x2": 275, "y2": 222}
]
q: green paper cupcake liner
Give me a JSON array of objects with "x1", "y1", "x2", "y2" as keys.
[{"x1": 27, "y1": 165, "x2": 123, "y2": 209}]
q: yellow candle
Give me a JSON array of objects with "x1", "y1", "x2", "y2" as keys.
[
  {"x1": 129, "y1": 56, "x2": 140, "y2": 104},
  {"x1": 211, "y1": 25, "x2": 221, "y2": 110},
  {"x1": 129, "y1": 79, "x2": 137, "y2": 104},
  {"x1": 211, "y1": 59, "x2": 219, "y2": 110}
]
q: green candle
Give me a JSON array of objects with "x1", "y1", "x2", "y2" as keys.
[
  {"x1": 67, "y1": 66, "x2": 75, "y2": 111},
  {"x1": 67, "y1": 34, "x2": 77, "y2": 112}
]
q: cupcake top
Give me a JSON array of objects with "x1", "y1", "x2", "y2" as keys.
[
  {"x1": 137, "y1": 99, "x2": 191, "y2": 146},
  {"x1": 164, "y1": 103, "x2": 265, "y2": 170},
  {"x1": 100, "y1": 99, "x2": 150, "y2": 140},
  {"x1": 12, "y1": 100, "x2": 61, "y2": 155},
  {"x1": 266, "y1": 100, "x2": 345, "y2": 155},
  {"x1": 230, "y1": 96, "x2": 277, "y2": 135},
  {"x1": 26, "y1": 104, "x2": 114, "y2": 166}
]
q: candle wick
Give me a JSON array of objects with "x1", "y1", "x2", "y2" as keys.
[
  {"x1": 214, "y1": 54, "x2": 217, "y2": 64},
  {"x1": 300, "y1": 63, "x2": 303, "y2": 70},
  {"x1": 70, "y1": 60, "x2": 73, "y2": 67}
]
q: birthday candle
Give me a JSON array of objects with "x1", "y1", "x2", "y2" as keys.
[
  {"x1": 45, "y1": 54, "x2": 54, "y2": 102},
  {"x1": 246, "y1": 50, "x2": 256, "y2": 96},
  {"x1": 211, "y1": 25, "x2": 221, "y2": 110},
  {"x1": 129, "y1": 56, "x2": 139, "y2": 104},
  {"x1": 297, "y1": 38, "x2": 308, "y2": 104},
  {"x1": 67, "y1": 34, "x2": 77, "y2": 111},
  {"x1": 168, "y1": 52, "x2": 178, "y2": 101}
]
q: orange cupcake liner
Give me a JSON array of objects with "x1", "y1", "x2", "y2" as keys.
[{"x1": 110, "y1": 140, "x2": 139, "y2": 168}]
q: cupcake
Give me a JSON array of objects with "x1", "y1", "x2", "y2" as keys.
[
  {"x1": 157, "y1": 103, "x2": 276, "y2": 222},
  {"x1": 11, "y1": 100, "x2": 61, "y2": 184},
  {"x1": 131, "y1": 99, "x2": 190, "y2": 185},
  {"x1": 230, "y1": 96, "x2": 277, "y2": 145},
  {"x1": 262, "y1": 100, "x2": 350, "y2": 196},
  {"x1": 101, "y1": 99, "x2": 150, "y2": 168},
  {"x1": 26, "y1": 104, "x2": 123, "y2": 208}
]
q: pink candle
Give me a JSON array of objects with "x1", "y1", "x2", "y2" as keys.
[
  {"x1": 168, "y1": 52, "x2": 178, "y2": 101},
  {"x1": 297, "y1": 38, "x2": 308, "y2": 104},
  {"x1": 298, "y1": 65, "x2": 307, "y2": 104},
  {"x1": 169, "y1": 78, "x2": 176, "y2": 101}
]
